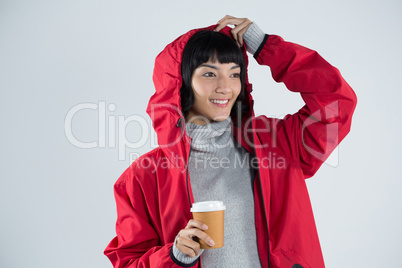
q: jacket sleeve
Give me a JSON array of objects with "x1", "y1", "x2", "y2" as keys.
[
  {"x1": 253, "y1": 34, "x2": 357, "y2": 178},
  {"x1": 104, "y1": 168, "x2": 197, "y2": 268}
]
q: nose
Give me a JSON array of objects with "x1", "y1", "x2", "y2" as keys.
[{"x1": 216, "y1": 76, "x2": 231, "y2": 94}]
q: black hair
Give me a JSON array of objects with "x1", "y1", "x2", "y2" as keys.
[{"x1": 180, "y1": 30, "x2": 250, "y2": 120}]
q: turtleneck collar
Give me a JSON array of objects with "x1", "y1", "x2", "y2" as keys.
[
  {"x1": 184, "y1": 116, "x2": 233, "y2": 158},
  {"x1": 185, "y1": 116, "x2": 231, "y2": 139}
]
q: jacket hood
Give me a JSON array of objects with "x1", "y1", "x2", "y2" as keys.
[{"x1": 146, "y1": 24, "x2": 254, "y2": 162}]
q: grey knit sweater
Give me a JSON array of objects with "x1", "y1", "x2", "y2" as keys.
[{"x1": 172, "y1": 117, "x2": 262, "y2": 267}]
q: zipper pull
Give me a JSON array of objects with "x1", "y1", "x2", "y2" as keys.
[{"x1": 176, "y1": 117, "x2": 183, "y2": 128}]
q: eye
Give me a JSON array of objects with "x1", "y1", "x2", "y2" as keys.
[
  {"x1": 202, "y1": 72, "x2": 216, "y2": 77},
  {"x1": 231, "y1": 73, "x2": 241, "y2": 78}
]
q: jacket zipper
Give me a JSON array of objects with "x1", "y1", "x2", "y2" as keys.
[
  {"x1": 185, "y1": 131, "x2": 202, "y2": 267},
  {"x1": 250, "y1": 117, "x2": 271, "y2": 268},
  {"x1": 178, "y1": 118, "x2": 202, "y2": 267},
  {"x1": 177, "y1": 117, "x2": 192, "y2": 209},
  {"x1": 177, "y1": 117, "x2": 193, "y2": 211},
  {"x1": 186, "y1": 139, "x2": 192, "y2": 209}
]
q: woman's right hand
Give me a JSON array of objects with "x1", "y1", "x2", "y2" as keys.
[{"x1": 175, "y1": 219, "x2": 215, "y2": 258}]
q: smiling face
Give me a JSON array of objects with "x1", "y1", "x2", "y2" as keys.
[{"x1": 185, "y1": 59, "x2": 242, "y2": 126}]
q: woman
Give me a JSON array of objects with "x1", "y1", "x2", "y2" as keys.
[{"x1": 104, "y1": 15, "x2": 357, "y2": 268}]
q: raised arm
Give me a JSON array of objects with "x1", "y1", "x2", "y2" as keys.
[{"x1": 248, "y1": 24, "x2": 357, "y2": 178}]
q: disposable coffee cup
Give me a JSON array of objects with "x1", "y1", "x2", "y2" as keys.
[{"x1": 190, "y1": 201, "x2": 226, "y2": 249}]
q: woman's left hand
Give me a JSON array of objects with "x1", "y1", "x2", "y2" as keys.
[{"x1": 213, "y1": 15, "x2": 253, "y2": 47}]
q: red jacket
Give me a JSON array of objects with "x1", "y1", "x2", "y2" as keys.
[{"x1": 104, "y1": 24, "x2": 357, "y2": 268}]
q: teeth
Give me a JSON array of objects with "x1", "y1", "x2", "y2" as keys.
[{"x1": 210, "y1": 99, "x2": 229, "y2": 104}]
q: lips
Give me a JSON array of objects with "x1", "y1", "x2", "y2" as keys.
[
  {"x1": 210, "y1": 99, "x2": 229, "y2": 104},
  {"x1": 210, "y1": 99, "x2": 229, "y2": 107}
]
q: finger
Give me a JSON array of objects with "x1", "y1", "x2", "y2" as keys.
[
  {"x1": 217, "y1": 17, "x2": 246, "y2": 29},
  {"x1": 214, "y1": 17, "x2": 250, "y2": 40},
  {"x1": 191, "y1": 228, "x2": 215, "y2": 247},
  {"x1": 176, "y1": 238, "x2": 200, "y2": 257},
  {"x1": 214, "y1": 16, "x2": 241, "y2": 32},
  {"x1": 179, "y1": 227, "x2": 215, "y2": 248},
  {"x1": 227, "y1": 19, "x2": 251, "y2": 46},
  {"x1": 185, "y1": 219, "x2": 208, "y2": 230},
  {"x1": 180, "y1": 227, "x2": 214, "y2": 247},
  {"x1": 176, "y1": 243, "x2": 198, "y2": 258},
  {"x1": 176, "y1": 236, "x2": 200, "y2": 251},
  {"x1": 217, "y1": 14, "x2": 233, "y2": 24},
  {"x1": 235, "y1": 21, "x2": 252, "y2": 47}
]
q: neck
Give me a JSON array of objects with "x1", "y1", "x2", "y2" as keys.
[
  {"x1": 184, "y1": 116, "x2": 233, "y2": 157},
  {"x1": 185, "y1": 115, "x2": 231, "y2": 126}
]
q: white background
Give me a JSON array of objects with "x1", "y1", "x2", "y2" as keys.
[{"x1": 1, "y1": 0, "x2": 401, "y2": 267}]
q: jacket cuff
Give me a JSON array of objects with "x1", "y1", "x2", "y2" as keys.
[
  {"x1": 253, "y1": 34, "x2": 269, "y2": 59},
  {"x1": 169, "y1": 234, "x2": 203, "y2": 267},
  {"x1": 243, "y1": 22, "x2": 266, "y2": 55}
]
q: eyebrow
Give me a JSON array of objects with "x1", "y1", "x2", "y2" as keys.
[{"x1": 198, "y1": 64, "x2": 240, "y2": 70}]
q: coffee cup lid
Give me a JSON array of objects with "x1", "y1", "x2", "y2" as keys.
[{"x1": 190, "y1": 201, "x2": 226, "y2": 212}]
